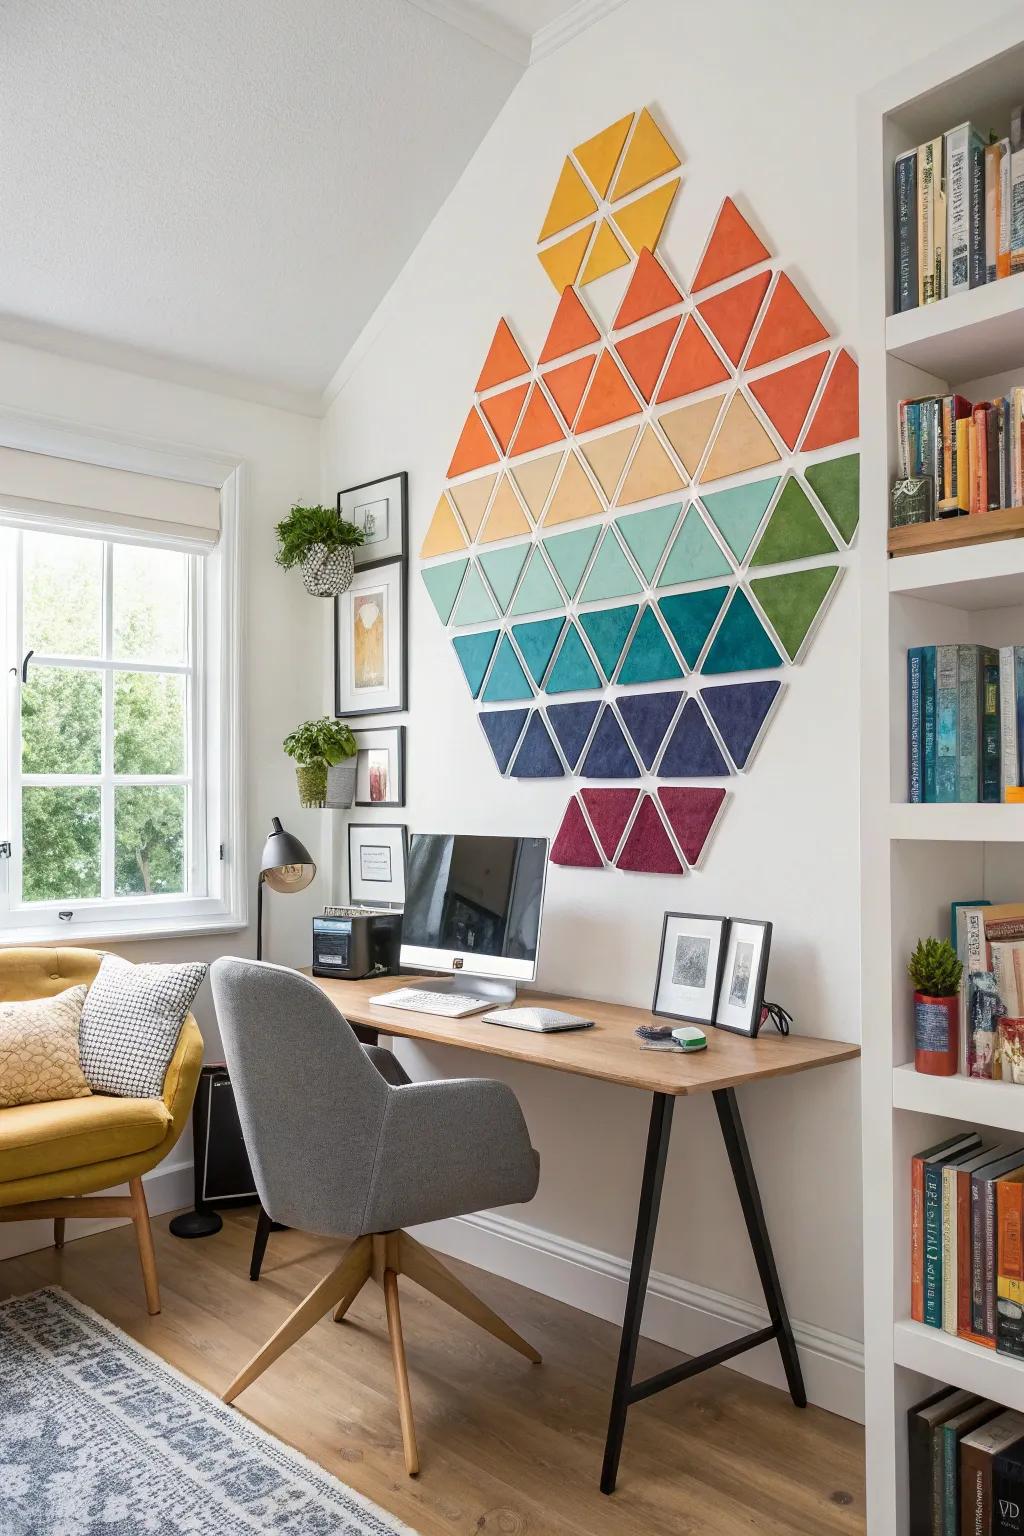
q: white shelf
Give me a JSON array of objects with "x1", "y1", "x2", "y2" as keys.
[
  {"x1": 889, "y1": 539, "x2": 1024, "y2": 610},
  {"x1": 888, "y1": 803, "x2": 1024, "y2": 841},
  {"x1": 886, "y1": 274, "x2": 1024, "y2": 382},
  {"x1": 893, "y1": 1063, "x2": 1024, "y2": 1133},
  {"x1": 894, "y1": 1320, "x2": 1024, "y2": 1407}
]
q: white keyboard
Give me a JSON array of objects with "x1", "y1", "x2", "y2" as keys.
[{"x1": 370, "y1": 986, "x2": 494, "y2": 1018}]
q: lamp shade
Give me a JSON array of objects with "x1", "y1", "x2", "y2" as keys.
[{"x1": 260, "y1": 816, "x2": 316, "y2": 893}]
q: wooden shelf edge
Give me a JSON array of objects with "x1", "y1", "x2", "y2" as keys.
[{"x1": 888, "y1": 506, "x2": 1024, "y2": 557}]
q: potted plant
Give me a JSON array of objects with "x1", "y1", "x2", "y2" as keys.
[
  {"x1": 283, "y1": 718, "x2": 358, "y2": 808},
  {"x1": 275, "y1": 504, "x2": 365, "y2": 597},
  {"x1": 908, "y1": 937, "x2": 964, "y2": 1075}
]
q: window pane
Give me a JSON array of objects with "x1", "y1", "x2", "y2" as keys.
[
  {"x1": 23, "y1": 531, "x2": 102, "y2": 657},
  {"x1": 113, "y1": 544, "x2": 188, "y2": 663},
  {"x1": 115, "y1": 786, "x2": 186, "y2": 896},
  {"x1": 22, "y1": 787, "x2": 101, "y2": 902},
  {"x1": 21, "y1": 666, "x2": 102, "y2": 774},
  {"x1": 113, "y1": 672, "x2": 185, "y2": 775}
]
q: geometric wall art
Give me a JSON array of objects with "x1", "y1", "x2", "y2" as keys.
[{"x1": 418, "y1": 107, "x2": 858, "y2": 875}]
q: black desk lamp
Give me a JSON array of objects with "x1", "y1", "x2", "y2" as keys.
[{"x1": 257, "y1": 816, "x2": 316, "y2": 961}]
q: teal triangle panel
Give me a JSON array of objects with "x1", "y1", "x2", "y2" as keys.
[
  {"x1": 482, "y1": 635, "x2": 534, "y2": 701},
  {"x1": 698, "y1": 476, "x2": 780, "y2": 561},
  {"x1": 618, "y1": 607, "x2": 684, "y2": 684},
  {"x1": 452, "y1": 630, "x2": 499, "y2": 698},
  {"x1": 657, "y1": 507, "x2": 732, "y2": 588},
  {"x1": 578, "y1": 604, "x2": 638, "y2": 681},
  {"x1": 702, "y1": 589, "x2": 783, "y2": 673},
  {"x1": 615, "y1": 502, "x2": 680, "y2": 581},
  {"x1": 579, "y1": 528, "x2": 643, "y2": 603},
  {"x1": 421, "y1": 558, "x2": 468, "y2": 623},
  {"x1": 546, "y1": 626, "x2": 602, "y2": 693},
  {"x1": 509, "y1": 547, "x2": 564, "y2": 616},
  {"x1": 453, "y1": 564, "x2": 497, "y2": 625},
  {"x1": 542, "y1": 525, "x2": 600, "y2": 597},
  {"x1": 479, "y1": 543, "x2": 530, "y2": 611},
  {"x1": 512, "y1": 617, "x2": 565, "y2": 685},
  {"x1": 657, "y1": 585, "x2": 729, "y2": 670}
]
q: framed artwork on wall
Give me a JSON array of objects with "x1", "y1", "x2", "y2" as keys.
[
  {"x1": 338, "y1": 471, "x2": 408, "y2": 569},
  {"x1": 714, "y1": 918, "x2": 772, "y2": 1036},
  {"x1": 348, "y1": 823, "x2": 407, "y2": 906},
  {"x1": 353, "y1": 725, "x2": 406, "y2": 808},
  {"x1": 335, "y1": 558, "x2": 407, "y2": 717},
  {"x1": 651, "y1": 912, "x2": 728, "y2": 1026}
]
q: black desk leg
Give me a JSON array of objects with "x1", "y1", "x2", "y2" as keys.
[
  {"x1": 713, "y1": 1087, "x2": 806, "y2": 1409},
  {"x1": 600, "y1": 1091, "x2": 675, "y2": 1496}
]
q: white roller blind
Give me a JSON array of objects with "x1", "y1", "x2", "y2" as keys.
[{"x1": 0, "y1": 444, "x2": 220, "y2": 549}]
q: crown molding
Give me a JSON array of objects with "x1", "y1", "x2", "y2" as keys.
[
  {"x1": 402, "y1": 0, "x2": 532, "y2": 65},
  {"x1": 529, "y1": 0, "x2": 629, "y2": 62}
]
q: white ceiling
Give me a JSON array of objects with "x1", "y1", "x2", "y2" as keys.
[{"x1": 0, "y1": 0, "x2": 618, "y2": 414}]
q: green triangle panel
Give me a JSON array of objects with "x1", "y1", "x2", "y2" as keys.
[
  {"x1": 479, "y1": 543, "x2": 530, "y2": 612},
  {"x1": 452, "y1": 563, "x2": 498, "y2": 625},
  {"x1": 657, "y1": 507, "x2": 732, "y2": 588},
  {"x1": 546, "y1": 625, "x2": 602, "y2": 693},
  {"x1": 481, "y1": 635, "x2": 535, "y2": 702},
  {"x1": 657, "y1": 586, "x2": 728, "y2": 670},
  {"x1": 749, "y1": 475, "x2": 836, "y2": 567},
  {"x1": 512, "y1": 616, "x2": 565, "y2": 685},
  {"x1": 702, "y1": 589, "x2": 783, "y2": 674},
  {"x1": 509, "y1": 547, "x2": 564, "y2": 616},
  {"x1": 421, "y1": 558, "x2": 468, "y2": 624},
  {"x1": 542, "y1": 525, "x2": 600, "y2": 597},
  {"x1": 452, "y1": 630, "x2": 499, "y2": 698},
  {"x1": 618, "y1": 607, "x2": 684, "y2": 684},
  {"x1": 578, "y1": 604, "x2": 638, "y2": 681},
  {"x1": 750, "y1": 565, "x2": 841, "y2": 662},
  {"x1": 579, "y1": 527, "x2": 644, "y2": 603},
  {"x1": 805, "y1": 453, "x2": 860, "y2": 543},
  {"x1": 615, "y1": 502, "x2": 680, "y2": 582},
  {"x1": 699, "y1": 477, "x2": 780, "y2": 561}
]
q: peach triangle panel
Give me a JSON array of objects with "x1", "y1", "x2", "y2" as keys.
[
  {"x1": 475, "y1": 318, "x2": 530, "y2": 392},
  {"x1": 614, "y1": 248, "x2": 683, "y2": 329},
  {"x1": 447, "y1": 406, "x2": 499, "y2": 479},
  {"x1": 542, "y1": 452, "x2": 604, "y2": 527},
  {"x1": 656, "y1": 315, "x2": 730, "y2": 405},
  {"x1": 692, "y1": 196, "x2": 771, "y2": 292},
  {"x1": 448, "y1": 472, "x2": 497, "y2": 539},
  {"x1": 615, "y1": 316, "x2": 679, "y2": 402},
  {"x1": 479, "y1": 474, "x2": 531, "y2": 543},
  {"x1": 420, "y1": 493, "x2": 467, "y2": 558},
  {"x1": 539, "y1": 286, "x2": 601, "y2": 363},
  {"x1": 539, "y1": 157, "x2": 598, "y2": 242},
  {"x1": 581, "y1": 220, "x2": 631, "y2": 284},
  {"x1": 748, "y1": 351, "x2": 829, "y2": 451},
  {"x1": 576, "y1": 350, "x2": 642, "y2": 435},
  {"x1": 659, "y1": 394, "x2": 726, "y2": 478},
  {"x1": 574, "y1": 112, "x2": 634, "y2": 198},
  {"x1": 612, "y1": 179, "x2": 679, "y2": 256},
  {"x1": 543, "y1": 354, "x2": 596, "y2": 429},
  {"x1": 618, "y1": 425, "x2": 686, "y2": 506},
  {"x1": 696, "y1": 270, "x2": 771, "y2": 367},
  {"x1": 612, "y1": 107, "x2": 681, "y2": 199},
  {"x1": 538, "y1": 226, "x2": 593, "y2": 293},
  {"x1": 509, "y1": 384, "x2": 566, "y2": 457},
  {"x1": 701, "y1": 393, "x2": 781, "y2": 483},
  {"x1": 746, "y1": 272, "x2": 830, "y2": 369},
  {"x1": 480, "y1": 381, "x2": 530, "y2": 454},
  {"x1": 511, "y1": 451, "x2": 564, "y2": 520},
  {"x1": 802, "y1": 349, "x2": 859, "y2": 450},
  {"x1": 580, "y1": 425, "x2": 640, "y2": 500}
]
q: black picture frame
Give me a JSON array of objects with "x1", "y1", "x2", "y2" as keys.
[
  {"x1": 353, "y1": 725, "x2": 406, "y2": 808},
  {"x1": 347, "y1": 822, "x2": 408, "y2": 907},
  {"x1": 337, "y1": 471, "x2": 408, "y2": 570},
  {"x1": 651, "y1": 911, "x2": 729, "y2": 1026},
  {"x1": 713, "y1": 918, "x2": 773, "y2": 1037},
  {"x1": 334, "y1": 556, "x2": 408, "y2": 718}
]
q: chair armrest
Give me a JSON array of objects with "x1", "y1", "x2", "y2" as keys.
[
  {"x1": 160, "y1": 1015, "x2": 204, "y2": 1143},
  {"x1": 363, "y1": 1044, "x2": 411, "y2": 1087}
]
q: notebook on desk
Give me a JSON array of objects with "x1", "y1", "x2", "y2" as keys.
[{"x1": 479, "y1": 1006, "x2": 594, "y2": 1033}]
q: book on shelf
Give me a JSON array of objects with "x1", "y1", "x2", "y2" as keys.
[
  {"x1": 961, "y1": 1411, "x2": 1024, "y2": 1536},
  {"x1": 995, "y1": 1436, "x2": 1024, "y2": 1534},
  {"x1": 973, "y1": 1151, "x2": 1024, "y2": 1340},
  {"x1": 946, "y1": 1401, "x2": 1001, "y2": 1532},
  {"x1": 913, "y1": 1134, "x2": 983, "y2": 1324},
  {"x1": 908, "y1": 646, "x2": 1024, "y2": 804},
  {"x1": 894, "y1": 392, "x2": 1024, "y2": 523}
]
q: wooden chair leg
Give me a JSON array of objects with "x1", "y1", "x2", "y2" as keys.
[
  {"x1": 53, "y1": 1218, "x2": 65, "y2": 1250},
  {"x1": 383, "y1": 1268, "x2": 420, "y2": 1477},
  {"x1": 332, "y1": 1270, "x2": 370, "y2": 1323},
  {"x1": 398, "y1": 1231, "x2": 541, "y2": 1364},
  {"x1": 128, "y1": 1177, "x2": 161, "y2": 1316}
]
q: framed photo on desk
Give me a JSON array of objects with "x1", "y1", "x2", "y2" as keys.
[
  {"x1": 348, "y1": 823, "x2": 407, "y2": 906},
  {"x1": 714, "y1": 918, "x2": 772, "y2": 1036},
  {"x1": 652, "y1": 912, "x2": 728, "y2": 1026}
]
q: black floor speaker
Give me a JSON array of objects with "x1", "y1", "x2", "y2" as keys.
[{"x1": 169, "y1": 1064, "x2": 258, "y2": 1239}]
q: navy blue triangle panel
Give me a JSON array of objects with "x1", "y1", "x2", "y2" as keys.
[
  {"x1": 545, "y1": 700, "x2": 601, "y2": 770},
  {"x1": 658, "y1": 697, "x2": 731, "y2": 777},
  {"x1": 511, "y1": 711, "x2": 565, "y2": 777},
  {"x1": 478, "y1": 708, "x2": 528, "y2": 774},
  {"x1": 699, "y1": 679, "x2": 783, "y2": 769},
  {"x1": 616, "y1": 689, "x2": 683, "y2": 771},
  {"x1": 580, "y1": 707, "x2": 641, "y2": 778}
]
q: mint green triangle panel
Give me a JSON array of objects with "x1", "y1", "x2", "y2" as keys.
[
  {"x1": 805, "y1": 453, "x2": 860, "y2": 543},
  {"x1": 618, "y1": 607, "x2": 684, "y2": 684},
  {"x1": 479, "y1": 543, "x2": 530, "y2": 612},
  {"x1": 657, "y1": 507, "x2": 732, "y2": 588},
  {"x1": 698, "y1": 476, "x2": 779, "y2": 561},
  {"x1": 702, "y1": 589, "x2": 783, "y2": 674},
  {"x1": 657, "y1": 586, "x2": 728, "y2": 670},
  {"x1": 750, "y1": 566, "x2": 840, "y2": 662},
  {"x1": 421, "y1": 558, "x2": 468, "y2": 624},
  {"x1": 481, "y1": 635, "x2": 534, "y2": 702},
  {"x1": 546, "y1": 625, "x2": 602, "y2": 693},
  {"x1": 509, "y1": 547, "x2": 564, "y2": 616},
  {"x1": 578, "y1": 604, "x2": 638, "y2": 681},
  {"x1": 749, "y1": 476, "x2": 836, "y2": 567},
  {"x1": 614, "y1": 502, "x2": 680, "y2": 582},
  {"x1": 451, "y1": 630, "x2": 498, "y2": 697},
  {"x1": 579, "y1": 528, "x2": 643, "y2": 603},
  {"x1": 511, "y1": 617, "x2": 565, "y2": 685},
  {"x1": 542, "y1": 525, "x2": 600, "y2": 597},
  {"x1": 452, "y1": 563, "x2": 498, "y2": 625}
]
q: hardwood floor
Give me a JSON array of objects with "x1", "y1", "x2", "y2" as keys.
[{"x1": 0, "y1": 1209, "x2": 865, "y2": 1536}]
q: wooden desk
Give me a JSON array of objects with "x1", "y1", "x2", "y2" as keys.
[{"x1": 308, "y1": 972, "x2": 859, "y2": 1494}]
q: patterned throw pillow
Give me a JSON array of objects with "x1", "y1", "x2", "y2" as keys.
[
  {"x1": 79, "y1": 955, "x2": 207, "y2": 1099},
  {"x1": 0, "y1": 986, "x2": 92, "y2": 1109}
]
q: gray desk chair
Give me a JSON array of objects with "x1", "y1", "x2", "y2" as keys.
[{"x1": 210, "y1": 957, "x2": 541, "y2": 1475}]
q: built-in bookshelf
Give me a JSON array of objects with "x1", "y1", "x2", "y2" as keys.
[{"x1": 860, "y1": 18, "x2": 1024, "y2": 1535}]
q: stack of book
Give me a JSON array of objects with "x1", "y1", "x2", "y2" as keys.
[
  {"x1": 894, "y1": 109, "x2": 1024, "y2": 313},
  {"x1": 894, "y1": 391, "x2": 1024, "y2": 523},
  {"x1": 907, "y1": 645, "x2": 1024, "y2": 802},
  {"x1": 909, "y1": 1385, "x2": 1024, "y2": 1535},
  {"x1": 956, "y1": 901, "x2": 1024, "y2": 1082}
]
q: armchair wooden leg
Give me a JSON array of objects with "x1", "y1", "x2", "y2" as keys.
[
  {"x1": 383, "y1": 1268, "x2": 419, "y2": 1476},
  {"x1": 129, "y1": 1177, "x2": 161, "y2": 1317},
  {"x1": 398, "y1": 1232, "x2": 541, "y2": 1364},
  {"x1": 53, "y1": 1218, "x2": 65, "y2": 1250}
]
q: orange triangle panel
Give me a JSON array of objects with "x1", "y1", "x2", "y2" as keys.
[
  {"x1": 614, "y1": 248, "x2": 683, "y2": 330},
  {"x1": 581, "y1": 220, "x2": 630, "y2": 284},
  {"x1": 746, "y1": 273, "x2": 829, "y2": 369},
  {"x1": 447, "y1": 406, "x2": 499, "y2": 479},
  {"x1": 480, "y1": 381, "x2": 529, "y2": 454},
  {"x1": 543, "y1": 354, "x2": 596, "y2": 429},
  {"x1": 612, "y1": 179, "x2": 679, "y2": 257},
  {"x1": 802, "y1": 349, "x2": 859, "y2": 450},
  {"x1": 575, "y1": 113, "x2": 634, "y2": 198},
  {"x1": 697, "y1": 270, "x2": 771, "y2": 367},
  {"x1": 692, "y1": 196, "x2": 771, "y2": 293},
  {"x1": 615, "y1": 316, "x2": 679, "y2": 403},
  {"x1": 575, "y1": 350, "x2": 642, "y2": 435},
  {"x1": 656, "y1": 316, "x2": 730, "y2": 404},
  {"x1": 748, "y1": 351, "x2": 829, "y2": 451},
  {"x1": 539, "y1": 287, "x2": 601, "y2": 364},
  {"x1": 538, "y1": 226, "x2": 593, "y2": 293},
  {"x1": 539, "y1": 157, "x2": 598, "y2": 241},
  {"x1": 612, "y1": 108, "x2": 681, "y2": 200},
  {"x1": 509, "y1": 384, "x2": 566, "y2": 458},
  {"x1": 475, "y1": 318, "x2": 530, "y2": 392}
]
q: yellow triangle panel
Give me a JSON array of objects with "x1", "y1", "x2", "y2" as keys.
[
  {"x1": 480, "y1": 474, "x2": 531, "y2": 543},
  {"x1": 538, "y1": 225, "x2": 593, "y2": 292},
  {"x1": 618, "y1": 425, "x2": 686, "y2": 506},
  {"x1": 512, "y1": 451, "x2": 564, "y2": 520},
  {"x1": 581, "y1": 425, "x2": 639, "y2": 500},
  {"x1": 612, "y1": 178, "x2": 679, "y2": 255},
  {"x1": 449, "y1": 473, "x2": 496, "y2": 540},
  {"x1": 612, "y1": 107, "x2": 681, "y2": 200},
  {"x1": 543, "y1": 452, "x2": 604, "y2": 527},
  {"x1": 420, "y1": 494, "x2": 467, "y2": 558},
  {"x1": 659, "y1": 394, "x2": 726, "y2": 478},
  {"x1": 574, "y1": 112, "x2": 634, "y2": 198},
  {"x1": 701, "y1": 393, "x2": 782, "y2": 483},
  {"x1": 581, "y1": 220, "x2": 630, "y2": 284},
  {"x1": 539, "y1": 158, "x2": 598, "y2": 241}
]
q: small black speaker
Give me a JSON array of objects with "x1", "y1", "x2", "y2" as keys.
[{"x1": 169, "y1": 1065, "x2": 258, "y2": 1239}]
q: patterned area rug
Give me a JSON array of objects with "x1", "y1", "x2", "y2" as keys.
[{"x1": 0, "y1": 1287, "x2": 419, "y2": 1535}]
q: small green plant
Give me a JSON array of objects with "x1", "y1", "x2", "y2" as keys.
[
  {"x1": 283, "y1": 718, "x2": 357, "y2": 766},
  {"x1": 274, "y1": 504, "x2": 364, "y2": 570},
  {"x1": 908, "y1": 937, "x2": 963, "y2": 997}
]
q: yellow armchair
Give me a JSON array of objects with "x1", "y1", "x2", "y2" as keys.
[{"x1": 0, "y1": 947, "x2": 203, "y2": 1314}]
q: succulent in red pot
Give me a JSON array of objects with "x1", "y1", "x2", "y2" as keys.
[{"x1": 908, "y1": 937, "x2": 964, "y2": 1076}]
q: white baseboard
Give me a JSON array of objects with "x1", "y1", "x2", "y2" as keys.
[
  {"x1": 410, "y1": 1207, "x2": 865, "y2": 1425},
  {"x1": 0, "y1": 1157, "x2": 193, "y2": 1265}
]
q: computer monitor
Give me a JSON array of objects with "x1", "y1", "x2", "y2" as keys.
[{"x1": 400, "y1": 833, "x2": 548, "y2": 1003}]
